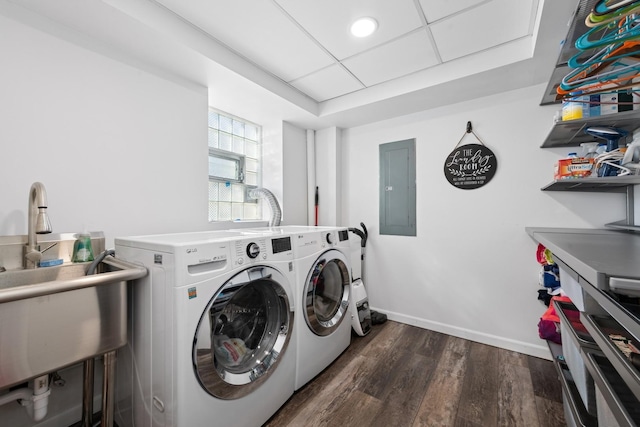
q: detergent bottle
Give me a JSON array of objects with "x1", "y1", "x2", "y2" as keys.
[{"x1": 72, "y1": 229, "x2": 94, "y2": 263}]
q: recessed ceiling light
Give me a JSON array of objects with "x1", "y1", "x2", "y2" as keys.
[{"x1": 350, "y1": 17, "x2": 378, "y2": 38}]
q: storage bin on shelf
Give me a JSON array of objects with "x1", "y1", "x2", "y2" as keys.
[
  {"x1": 555, "y1": 300, "x2": 599, "y2": 416},
  {"x1": 557, "y1": 260, "x2": 587, "y2": 311},
  {"x1": 583, "y1": 349, "x2": 640, "y2": 427}
]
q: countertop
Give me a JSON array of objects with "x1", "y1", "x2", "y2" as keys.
[{"x1": 525, "y1": 227, "x2": 640, "y2": 287}]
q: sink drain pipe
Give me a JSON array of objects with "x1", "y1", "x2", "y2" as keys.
[{"x1": 0, "y1": 374, "x2": 51, "y2": 422}]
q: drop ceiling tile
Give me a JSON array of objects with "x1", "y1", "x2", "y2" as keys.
[
  {"x1": 275, "y1": 0, "x2": 423, "y2": 60},
  {"x1": 154, "y1": 0, "x2": 334, "y2": 81},
  {"x1": 342, "y1": 30, "x2": 439, "y2": 87},
  {"x1": 430, "y1": 0, "x2": 535, "y2": 62},
  {"x1": 289, "y1": 65, "x2": 364, "y2": 102},
  {"x1": 418, "y1": 0, "x2": 487, "y2": 23}
]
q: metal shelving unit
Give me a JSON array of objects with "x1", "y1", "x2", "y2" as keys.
[
  {"x1": 542, "y1": 176, "x2": 640, "y2": 192},
  {"x1": 539, "y1": 0, "x2": 640, "y2": 149},
  {"x1": 542, "y1": 179, "x2": 639, "y2": 232},
  {"x1": 538, "y1": 0, "x2": 640, "y2": 233},
  {"x1": 541, "y1": 111, "x2": 640, "y2": 148},
  {"x1": 529, "y1": 230, "x2": 640, "y2": 426},
  {"x1": 540, "y1": 0, "x2": 597, "y2": 106}
]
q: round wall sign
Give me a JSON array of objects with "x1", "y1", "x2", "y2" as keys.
[{"x1": 443, "y1": 143, "x2": 497, "y2": 190}]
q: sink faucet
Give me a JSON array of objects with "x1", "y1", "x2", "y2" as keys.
[{"x1": 24, "y1": 182, "x2": 52, "y2": 269}]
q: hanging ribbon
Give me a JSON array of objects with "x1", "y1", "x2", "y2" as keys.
[{"x1": 452, "y1": 121, "x2": 487, "y2": 149}]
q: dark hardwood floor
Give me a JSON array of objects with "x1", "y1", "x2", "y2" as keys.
[{"x1": 265, "y1": 320, "x2": 565, "y2": 427}]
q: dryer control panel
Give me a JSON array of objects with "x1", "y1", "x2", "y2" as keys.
[
  {"x1": 323, "y1": 229, "x2": 349, "y2": 247},
  {"x1": 325, "y1": 231, "x2": 335, "y2": 245}
]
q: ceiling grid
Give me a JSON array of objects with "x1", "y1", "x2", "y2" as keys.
[{"x1": 3, "y1": 0, "x2": 577, "y2": 128}]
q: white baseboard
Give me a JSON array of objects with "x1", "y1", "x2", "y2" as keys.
[{"x1": 370, "y1": 307, "x2": 552, "y2": 361}]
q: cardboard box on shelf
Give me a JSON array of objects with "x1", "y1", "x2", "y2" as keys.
[{"x1": 554, "y1": 157, "x2": 595, "y2": 180}]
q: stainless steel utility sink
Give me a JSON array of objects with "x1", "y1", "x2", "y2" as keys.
[
  {"x1": 0, "y1": 262, "x2": 88, "y2": 289},
  {"x1": 0, "y1": 256, "x2": 146, "y2": 390}
]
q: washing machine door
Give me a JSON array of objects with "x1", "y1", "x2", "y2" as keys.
[
  {"x1": 304, "y1": 249, "x2": 351, "y2": 336},
  {"x1": 192, "y1": 265, "x2": 293, "y2": 400}
]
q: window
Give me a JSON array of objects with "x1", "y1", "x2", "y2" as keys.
[{"x1": 208, "y1": 109, "x2": 261, "y2": 221}]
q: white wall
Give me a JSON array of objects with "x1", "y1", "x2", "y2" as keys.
[
  {"x1": 341, "y1": 84, "x2": 627, "y2": 358},
  {"x1": 0, "y1": 13, "x2": 305, "y2": 248},
  {"x1": 259, "y1": 121, "x2": 308, "y2": 226},
  {"x1": 261, "y1": 120, "x2": 284, "y2": 224},
  {"x1": 282, "y1": 121, "x2": 308, "y2": 225},
  {"x1": 315, "y1": 127, "x2": 341, "y2": 225},
  {"x1": 0, "y1": 14, "x2": 211, "y2": 248}
]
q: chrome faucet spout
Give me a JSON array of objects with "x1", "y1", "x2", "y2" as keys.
[{"x1": 25, "y1": 182, "x2": 52, "y2": 269}]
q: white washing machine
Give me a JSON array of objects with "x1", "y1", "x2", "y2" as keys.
[
  {"x1": 234, "y1": 226, "x2": 352, "y2": 390},
  {"x1": 114, "y1": 230, "x2": 296, "y2": 427}
]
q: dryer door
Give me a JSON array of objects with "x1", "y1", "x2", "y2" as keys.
[
  {"x1": 304, "y1": 249, "x2": 351, "y2": 336},
  {"x1": 193, "y1": 266, "x2": 293, "y2": 400}
]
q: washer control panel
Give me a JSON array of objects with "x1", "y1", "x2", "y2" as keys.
[
  {"x1": 235, "y1": 239, "x2": 267, "y2": 265},
  {"x1": 233, "y1": 236, "x2": 293, "y2": 266},
  {"x1": 246, "y1": 242, "x2": 261, "y2": 259}
]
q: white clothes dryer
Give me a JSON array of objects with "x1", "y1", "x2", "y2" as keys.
[
  {"x1": 289, "y1": 227, "x2": 352, "y2": 390},
  {"x1": 114, "y1": 230, "x2": 296, "y2": 427},
  {"x1": 231, "y1": 226, "x2": 353, "y2": 390}
]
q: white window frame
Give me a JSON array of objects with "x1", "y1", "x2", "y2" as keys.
[
  {"x1": 208, "y1": 148, "x2": 246, "y2": 183},
  {"x1": 208, "y1": 108, "x2": 261, "y2": 222}
]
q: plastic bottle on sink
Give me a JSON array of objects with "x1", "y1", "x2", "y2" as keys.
[{"x1": 72, "y1": 229, "x2": 94, "y2": 262}]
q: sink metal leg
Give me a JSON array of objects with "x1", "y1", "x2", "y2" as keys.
[
  {"x1": 77, "y1": 351, "x2": 117, "y2": 427},
  {"x1": 101, "y1": 351, "x2": 117, "y2": 427},
  {"x1": 81, "y1": 358, "x2": 95, "y2": 427}
]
